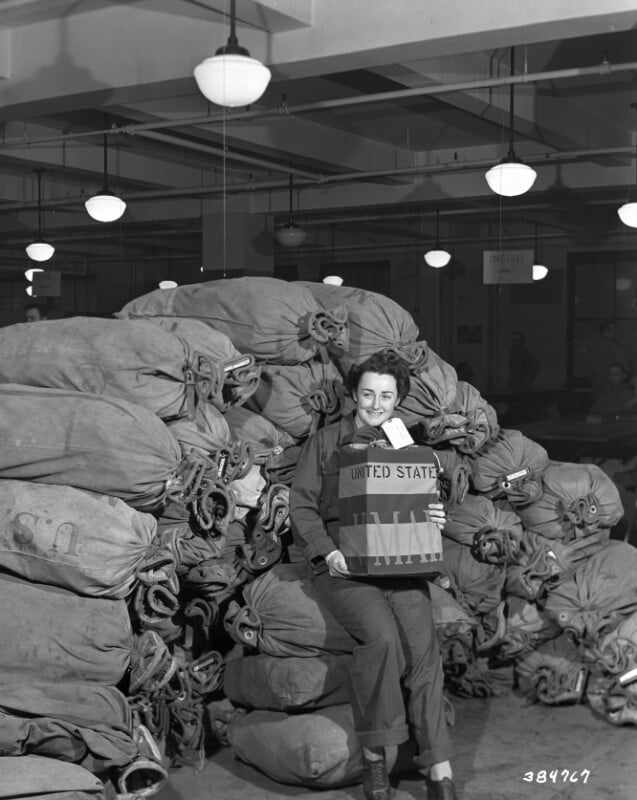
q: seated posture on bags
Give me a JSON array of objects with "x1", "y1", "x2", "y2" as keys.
[{"x1": 290, "y1": 351, "x2": 457, "y2": 800}]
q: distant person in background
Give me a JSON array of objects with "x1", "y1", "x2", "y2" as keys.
[
  {"x1": 588, "y1": 363, "x2": 637, "y2": 417},
  {"x1": 24, "y1": 303, "x2": 47, "y2": 323},
  {"x1": 508, "y1": 330, "x2": 539, "y2": 394},
  {"x1": 585, "y1": 321, "x2": 633, "y2": 398}
]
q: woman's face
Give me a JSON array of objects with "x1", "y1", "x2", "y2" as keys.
[{"x1": 353, "y1": 371, "x2": 399, "y2": 428}]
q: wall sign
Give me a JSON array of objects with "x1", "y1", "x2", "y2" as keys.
[
  {"x1": 483, "y1": 249, "x2": 533, "y2": 284},
  {"x1": 32, "y1": 270, "x2": 61, "y2": 296}
]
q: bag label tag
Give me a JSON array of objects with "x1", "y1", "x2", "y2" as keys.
[{"x1": 381, "y1": 418, "x2": 415, "y2": 449}]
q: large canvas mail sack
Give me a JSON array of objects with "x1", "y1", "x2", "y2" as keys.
[
  {"x1": 338, "y1": 445, "x2": 443, "y2": 576},
  {"x1": 0, "y1": 480, "x2": 156, "y2": 598},
  {"x1": 0, "y1": 317, "x2": 211, "y2": 421},
  {"x1": 117, "y1": 277, "x2": 347, "y2": 365},
  {"x1": 0, "y1": 572, "x2": 132, "y2": 686},
  {"x1": 0, "y1": 384, "x2": 184, "y2": 512}
]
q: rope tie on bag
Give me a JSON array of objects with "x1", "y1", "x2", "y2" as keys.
[
  {"x1": 190, "y1": 353, "x2": 224, "y2": 407},
  {"x1": 129, "y1": 630, "x2": 179, "y2": 695},
  {"x1": 116, "y1": 757, "x2": 168, "y2": 799},
  {"x1": 439, "y1": 462, "x2": 470, "y2": 508},
  {"x1": 184, "y1": 558, "x2": 248, "y2": 603},
  {"x1": 245, "y1": 483, "x2": 291, "y2": 569},
  {"x1": 590, "y1": 636, "x2": 637, "y2": 675},
  {"x1": 238, "y1": 486, "x2": 288, "y2": 571},
  {"x1": 417, "y1": 412, "x2": 467, "y2": 445},
  {"x1": 184, "y1": 596, "x2": 219, "y2": 634},
  {"x1": 223, "y1": 600, "x2": 261, "y2": 648},
  {"x1": 308, "y1": 306, "x2": 349, "y2": 351},
  {"x1": 220, "y1": 354, "x2": 261, "y2": 410},
  {"x1": 163, "y1": 668, "x2": 205, "y2": 769},
  {"x1": 497, "y1": 467, "x2": 544, "y2": 506},
  {"x1": 258, "y1": 483, "x2": 291, "y2": 537},
  {"x1": 475, "y1": 602, "x2": 508, "y2": 653},
  {"x1": 133, "y1": 581, "x2": 181, "y2": 627},
  {"x1": 130, "y1": 692, "x2": 170, "y2": 741},
  {"x1": 384, "y1": 341, "x2": 429, "y2": 374},
  {"x1": 456, "y1": 405, "x2": 500, "y2": 454},
  {"x1": 560, "y1": 492, "x2": 601, "y2": 532},
  {"x1": 471, "y1": 526, "x2": 522, "y2": 565},
  {"x1": 532, "y1": 663, "x2": 589, "y2": 705},
  {"x1": 188, "y1": 649, "x2": 225, "y2": 695}
]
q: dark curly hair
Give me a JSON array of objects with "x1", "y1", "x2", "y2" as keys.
[{"x1": 345, "y1": 350, "x2": 411, "y2": 404}]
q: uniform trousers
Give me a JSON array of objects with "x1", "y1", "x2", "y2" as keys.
[{"x1": 314, "y1": 572, "x2": 453, "y2": 770}]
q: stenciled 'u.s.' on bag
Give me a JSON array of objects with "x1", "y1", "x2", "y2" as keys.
[{"x1": 337, "y1": 443, "x2": 443, "y2": 577}]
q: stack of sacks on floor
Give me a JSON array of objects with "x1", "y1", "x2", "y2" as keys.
[
  {"x1": 3, "y1": 276, "x2": 636, "y2": 796},
  {"x1": 0, "y1": 312, "x2": 267, "y2": 793},
  {"x1": 116, "y1": 276, "x2": 637, "y2": 786}
]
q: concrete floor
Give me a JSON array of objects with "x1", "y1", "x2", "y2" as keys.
[{"x1": 155, "y1": 692, "x2": 637, "y2": 800}]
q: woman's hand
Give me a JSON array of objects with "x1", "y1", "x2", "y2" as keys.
[
  {"x1": 325, "y1": 549, "x2": 351, "y2": 578},
  {"x1": 427, "y1": 502, "x2": 446, "y2": 530}
]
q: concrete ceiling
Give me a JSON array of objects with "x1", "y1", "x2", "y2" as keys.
[{"x1": 0, "y1": 0, "x2": 636, "y2": 272}]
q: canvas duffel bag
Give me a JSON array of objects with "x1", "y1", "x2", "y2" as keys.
[
  {"x1": 0, "y1": 682, "x2": 136, "y2": 768},
  {"x1": 117, "y1": 277, "x2": 348, "y2": 365},
  {"x1": 244, "y1": 359, "x2": 345, "y2": 440},
  {"x1": 228, "y1": 703, "x2": 416, "y2": 788},
  {"x1": 0, "y1": 317, "x2": 219, "y2": 421},
  {"x1": 297, "y1": 281, "x2": 418, "y2": 373},
  {"x1": 0, "y1": 756, "x2": 105, "y2": 799},
  {"x1": 120, "y1": 316, "x2": 262, "y2": 411},
  {"x1": 0, "y1": 480, "x2": 156, "y2": 598},
  {"x1": 0, "y1": 572, "x2": 132, "y2": 685},
  {"x1": 223, "y1": 652, "x2": 351, "y2": 712},
  {"x1": 0, "y1": 384, "x2": 237, "y2": 516},
  {"x1": 223, "y1": 563, "x2": 356, "y2": 656}
]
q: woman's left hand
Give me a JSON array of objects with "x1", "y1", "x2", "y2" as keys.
[{"x1": 427, "y1": 502, "x2": 446, "y2": 530}]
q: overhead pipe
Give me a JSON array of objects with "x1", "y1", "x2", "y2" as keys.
[
  {"x1": 0, "y1": 57, "x2": 635, "y2": 154},
  {"x1": 0, "y1": 143, "x2": 634, "y2": 215},
  {"x1": 133, "y1": 130, "x2": 318, "y2": 180}
]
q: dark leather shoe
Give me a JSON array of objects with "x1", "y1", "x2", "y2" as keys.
[
  {"x1": 425, "y1": 776, "x2": 458, "y2": 800},
  {"x1": 362, "y1": 756, "x2": 391, "y2": 800}
]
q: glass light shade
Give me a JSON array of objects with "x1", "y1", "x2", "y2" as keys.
[
  {"x1": 323, "y1": 275, "x2": 344, "y2": 286},
  {"x1": 159, "y1": 280, "x2": 178, "y2": 289},
  {"x1": 194, "y1": 54, "x2": 271, "y2": 107},
  {"x1": 485, "y1": 157, "x2": 537, "y2": 197},
  {"x1": 25, "y1": 241, "x2": 55, "y2": 262},
  {"x1": 25, "y1": 285, "x2": 36, "y2": 297},
  {"x1": 24, "y1": 267, "x2": 44, "y2": 281},
  {"x1": 84, "y1": 193, "x2": 127, "y2": 223},
  {"x1": 424, "y1": 249, "x2": 451, "y2": 268},
  {"x1": 532, "y1": 264, "x2": 548, "y2": 281},
  {"x1": 617, "y1": 202, "x2": 637, "y2": 228},
  {"x1": 616, "y1": 277, "x2": 632, "y2": 291},
  {"x1": 275, "y1": 223, "x2": 307, "y2": 248}
]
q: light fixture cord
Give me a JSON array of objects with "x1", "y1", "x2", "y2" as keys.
[
  {"x1": 435, "y1": 208, "x2": 440, "y2": 248},
  {"x1": 36, "y1": 169, "x2": 42, "y2": 238},
  {"x1": 103, "y1": 113, "x2": 110, "y2": 193},
  {"x1": 288, "y1": 172, "x2": 294, "y2": 223},
  {"x1": 228, "y1": 0, "x2": 238, "y2": 47},
  {"x1": 508, "y1": 46, "x2": 515, "y2": 157}
]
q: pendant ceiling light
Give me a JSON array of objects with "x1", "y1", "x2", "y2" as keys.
[
  {"x1": 194, "y1": 0, "x2": 271, "y2": 108},
  {"x1": 424, "y1": 209, "x2": 451, "y2": 268},
  {"x1": 485, "y1": 47, "x2": 537, "y2": 197},
  {"x1": 617, "y1": 137, "x2": 637, "y2": 227},
  {"x1": 275, "y1": 173, "x2": 307, "y2": 248},
  {"x1": 532, "y1": 223, "x2": 548, "y2": 280},
  {"x1": 25, "y1": 169, "x2": 55, "y2": 262},
  {"x1": 84, "y1": 119, "x2": 127, "y2": 223}
]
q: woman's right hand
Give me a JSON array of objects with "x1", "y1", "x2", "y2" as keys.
[{"x1": 325, "y1": 549, "x2": 351, "y2": 578}]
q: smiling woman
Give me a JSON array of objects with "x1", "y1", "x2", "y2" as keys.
[{"x1": 290, "y1": 350, "x2": 457, "y2": 800}]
